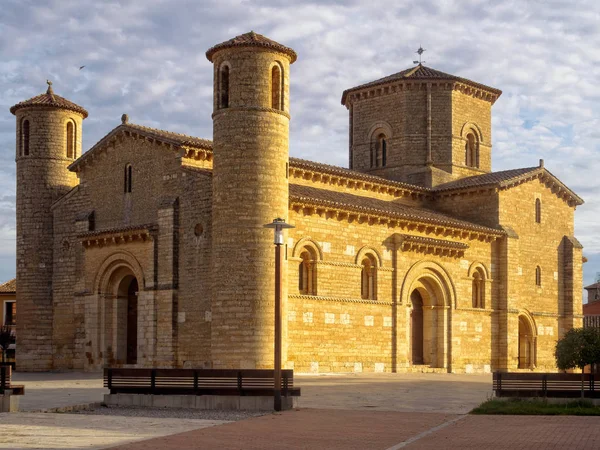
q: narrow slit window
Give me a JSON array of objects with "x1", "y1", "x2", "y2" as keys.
[
  {"x1": 124, "y1": 164, "x2": 132, "y2": 193},
  {"x1": 535, "y1": 266, "x2": 541, "y2": 287},
  {"x1": 21, "y1": 119, "x2": 30, "y2": 156},
  {"x1": 271, "y1": 64, "x2": 283, "y2": 110},
  {"x1": 535, "y1": 198, "x2": 541, "y2": 223},
  {"x1": 66, "y1": 121, "x2": 75, "y2": 158},
  {"x1": 219, "y1": 64, "x2": 230, "y2": 109}
]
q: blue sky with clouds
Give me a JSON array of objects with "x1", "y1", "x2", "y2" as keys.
[{"x1": 1, "y1": 0, "x2": 599, "y2": 297}]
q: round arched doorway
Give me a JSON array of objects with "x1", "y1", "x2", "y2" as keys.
[
  {"x1": 402, "y1": 261, "x2": 455, "y2": 371},
  {"x1": 409, "y1": 278, "x2": 447, "y2": 368},
  {"x1": 518, "y1": 315, "x2": 536, "y2": 369}
]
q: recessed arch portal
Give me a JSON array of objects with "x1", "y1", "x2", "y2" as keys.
[
  {"x1": 518, "y1": 312, "x2": 537, "y2": 369},
  {"x1": 93, "y1": 252, "x2": 146, "y2": 368},
  {"x1": 401, "y1": 261, "x2": 455, "y2": 370}
]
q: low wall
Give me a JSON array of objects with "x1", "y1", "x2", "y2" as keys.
[{"x1": 104, "y1": 394, "x2": 296, "y2": 411}]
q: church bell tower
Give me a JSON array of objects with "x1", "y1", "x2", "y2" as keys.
[
  {"x1": 206, "y1": 32, "x2": 296, "y2": 368},
  {"x1": 10, "y1": 82, "x2": 87, "y2": 371}
]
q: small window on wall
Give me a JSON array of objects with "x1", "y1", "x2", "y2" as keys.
[
  {"x1": 219, "y1": 64, "x2": 230, "y2": 109},
  {"x1": 21, "y1": 119, "x2": 30, "y2": 156},
  {"x1": 361, "y1": 254, "x2": 377, "y2": 300},
  {"x1": 465, "y1": 132, "x2": 479, "y2": 168},
  {"x1": 371, "y1": 133, "x2": 388, "y2": 168},
  {"x1": 472, "y1": 269, "x2": 485, "y2": 308},
  {"x1": 298, "y1": 247, "x2": 317, "y2": 295},
  {"x1": 535, "y1": 266, "x2": 542, "y2": 287},
  {"x1": 124, "y1": 164, "x2": 132, "y2": 193},
  {"x1": 535, "y1": 198, "x2": 541, "y2": 223},
  {"x1": 3, "y1": 301, "x2": 16, "y2": 326}
]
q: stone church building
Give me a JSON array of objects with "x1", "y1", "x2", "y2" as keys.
[{"x1": 11, "y1": 32, "x2": 583, "y2": 373}]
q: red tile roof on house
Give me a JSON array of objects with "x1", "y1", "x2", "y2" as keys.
[
  {"x1": 0, "y1": 278, "x2": 16, "y2": 294},
  {"x1": 341, "y1": 64, "x2": 502, "y2": 104},
  {"x1": 10, "y1": 83, "x2": 88, "y2": 118},
  {"x1": 584, "y1": 301, "x2": 600, "y2": 316},
  {"x1": 206, "y1": 31, "x2": 297, "y2": 63}
]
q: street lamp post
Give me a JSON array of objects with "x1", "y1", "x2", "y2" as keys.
[{"x1": 264, "y1": 218, "x2": 294, "y2": 411}]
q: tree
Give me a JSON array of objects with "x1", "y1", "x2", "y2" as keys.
[
  {"x1": 0, "y1": 326, "x2": 14, "y2": 364},
  {"x1": 555, "y1": 327, "x2": 600, "y2": 398}
]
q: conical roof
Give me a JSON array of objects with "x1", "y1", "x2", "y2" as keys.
[
  {"x1": 206, "y1": 31, "x2": 297, "y2": 63},
  {"x1": 10, "y1": 82, "x2": 88, "y2": 118}
]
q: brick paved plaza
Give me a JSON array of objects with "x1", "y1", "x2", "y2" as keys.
[{"x1": 1, "y1": 372, "x2": 600, "y2": 449}]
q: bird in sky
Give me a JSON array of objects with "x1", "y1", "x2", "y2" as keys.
[{"x1": 79, "y1": 65, "x2": 86, "y2": 70}]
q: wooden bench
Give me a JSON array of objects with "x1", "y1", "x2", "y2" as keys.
[
  {"x1": 493, "y1": 372, "x2": 600, "y2": 398},
  {"x1": 0, "y1": 366, "x2": 25, "y2": 396},
  {"x1": 104, "y1": 368, "x2": 301, "y2": 397}
]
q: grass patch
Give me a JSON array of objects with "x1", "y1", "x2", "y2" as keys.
[{"x1": 471, "y1": 398, "x2": 600, "y2": 416}]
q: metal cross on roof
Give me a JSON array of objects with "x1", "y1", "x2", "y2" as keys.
[{"x1": 413, "y1": 46, "x2": 426, "y2": 65}]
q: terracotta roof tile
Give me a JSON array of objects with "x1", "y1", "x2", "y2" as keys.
[
  {"x1": 434, "y1": 167, "x2": 541, "y2": 191},
  {"x1": 206, "y1": 31, "x2": 297, "y2": 63},
  {"x1": 289, "y1": 157, "x2": 429, "y2": 194},
  {"x1": 69, "y1": 121, "x2": 212, "y2": 172},
  {"x1": 289, "y1": 184, "x2": 504, "y2": 235},
  {"x1": 10, "y1": 84, "x2": 88, "y2": 118},
  {"x1": 341, "y1": 64, "x2": 501, "y2": 104},
  {"x1": 0, "y1": 278, "x2": 16, "y2": 293},
  {"x1": 124, "y1": 122, "x2": 212, "y2": 148},
  {"x1": 433, "y1": 166, "x2": 584, "y2": 206}
]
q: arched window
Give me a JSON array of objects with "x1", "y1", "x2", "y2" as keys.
[
  {"x1": 271, "y1": 63, "x2": 283, "y2": 110},
  {"x1": 124, "y1": 164, "x2": 132, "y2": 193},
  {"x1": 535, "y1": 198, "x2": 541, "y2": 223},
  {"x1": 535, "y1": 266, "x2": 541, "y2": 287},
  {"x1": 472, "y1": 269, "x2": 485, "y2": 308},
  {"x1": 465, "y1": 132, "x2": 479, "y2": 168},
  {"x1": 298, "y1": 247, "x2": 317, "y2": 295},
  {"x1": 21, "y1": 119, "x2": 30, "y2": 156},
  {"x1": 66, "y1": 121, "x2": 75, "y2": 159},
  {"x1": 219, "y1": 64, "x2": 230, "y2": 109},
  {"x1": 361, "y1": 254, "x2": 377, "y2": 300}
]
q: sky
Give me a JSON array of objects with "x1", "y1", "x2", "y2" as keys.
[{"x1": 0, "y1": 0, "x2": 599, "y2": 297}]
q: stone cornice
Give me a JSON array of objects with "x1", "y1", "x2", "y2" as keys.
[
  {"x1": 288, "y1": 294, "x2": 393, "y2": 306},
  {"x1": 396, "y1": 234, "x2": 469, "y2": 258},
  {"x1": 80, "y1": 224, "x2": 157, "y2": 248}
]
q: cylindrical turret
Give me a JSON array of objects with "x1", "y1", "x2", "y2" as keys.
[
  {"x1": 207, "y1": 32, "x2": 296, "y2": 369},
  {"x1": 11, "y1": 82, "x2": 87, "y2": 371}
]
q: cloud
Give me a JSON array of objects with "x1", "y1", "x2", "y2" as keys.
[{"x1": 1, "y1": 0, "x2": 599, "y2": 289}]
